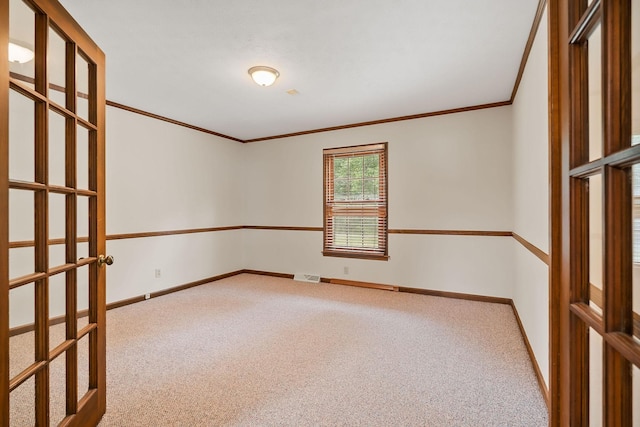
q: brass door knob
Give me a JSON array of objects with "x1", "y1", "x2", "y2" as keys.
[{"x1": 98, "y1": 255, "x2": 114, "y2": 267}]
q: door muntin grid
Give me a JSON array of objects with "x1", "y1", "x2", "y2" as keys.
[{"x1": 4, "y1": 0, "x2": 105, "y2": 425}]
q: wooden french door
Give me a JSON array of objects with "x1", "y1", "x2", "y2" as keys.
[
  {"x1": 1, "y1": 0, "x2": 107, "y2": 425},
  {"x1": 551, "y1": 0, "x2": 640, "y2": 425}
]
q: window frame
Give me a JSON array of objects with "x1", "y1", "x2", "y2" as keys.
[{"x1": 322, "y1": 142, "x2": 388, "y2": 260}]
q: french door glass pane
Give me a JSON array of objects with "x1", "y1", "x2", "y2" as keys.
[
  {"x1": 9, "y1": 189, "x2": 33, "y2": 242},
  {"x1": 589, "y1": 327, "x2": 604, "y2": 427},
  {"x1": 77, "y1": 265, "x2": 89, "y2": 331},
  {"x1": 10, "y1": 376, "x2": 35, "y2": 426},
  {"x1": 588, "y1": 23, "x2": 603, "y2": 162},
  {"x1": 49, "y1": 352, "x2": 67, "y2": 425},
  {"x1": 589, "y1": 174, "x2": 603, "y2": 312},
  {"x1": 49, "y1": 109, "x2": 66, "y2": 187},
  {"x1": 48, "y1": 26, "x2": 67, "y2": 107},
  {"x1": 9, "y1": 0, "x2": 35, "y2": 89},
  {"x1": 49, "y1": 242, "x2": 65, "y2": 270},
  {"x1": 77, "y1": 126, "x2": 89, "y2": 190},
  {"x1": 77, "y1": 196, "x2": 89, "y2": 259},
  {"x1": 77, "y1": 336, "x2": 90, "y2": 399},
  {"x1": 49, "y1": 192, "x2": 66, "y2": 268},
  {"x1": 9, "y1": 189, "x2": 35, "y2": 278},
  {"x1": 76, "y1": 53, "x2": 90, "y2": 122},
  {"x1": 10, "y1": 247, "x2": 34, "y2": 280},
  {"x1": 49, "y1": 273, "x2": 66, "y2": 350},
  {"x1": 9, "y1": 283, "x2": 35, "y2": 377},
  {"x1": 9, "y1": 89, "x2": 35, "y2": 182}
]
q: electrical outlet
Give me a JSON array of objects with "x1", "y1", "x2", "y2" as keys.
[
  {"x1": 144, "y1": 293, "x2": 150, "y2": 300},
  {"x1": 343, "y1": 266, "x2": 349, "y2": 275},
  {"x1": 154, "y1": 269, "x2": 161, "y2": 278}
]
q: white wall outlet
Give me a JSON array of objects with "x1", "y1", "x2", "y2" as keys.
[
  {"x1": 343, "y1": 266, "x2": 349, "y2": 275},
  {"x1": 144, "y1": 293, "x2": 150, "y2": 300},
  {"x1": 154, "y1": 269, "x2": 161, "y2": 278}
]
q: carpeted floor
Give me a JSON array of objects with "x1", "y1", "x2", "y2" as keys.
[{"x1": 10, "y1": 273, "x2": 548, "y2": 426}]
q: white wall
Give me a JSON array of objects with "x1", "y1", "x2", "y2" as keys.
[
  {"x1": 7, "y1": 105, "x2": 245, "y2": 328},
  {"x1": 511, "y1": 7, "x2": 550, "y2": 388},
  {"x1": 104, "y1": 107, "x2": 245, "y2": 305},
  {"x1": 242, "y1": 107, "x2": 515, "y2": 297}
]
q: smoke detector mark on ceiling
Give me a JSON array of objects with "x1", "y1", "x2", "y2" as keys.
[{"x1": 286, "y1": 89, "x2": 299, "y2": 95}]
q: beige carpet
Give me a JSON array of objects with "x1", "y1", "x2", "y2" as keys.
[{"x1": 10, "y1": 273, "x2": 548, "y2": 426}]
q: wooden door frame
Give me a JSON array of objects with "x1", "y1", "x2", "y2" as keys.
[
  {"x1": 548, "y1": 0, "x2": 570, "y2": 424},
  {"x1": 549, "y1": 0, "x2": 638, "y2": 425},
  {"x1": 1, "y1": 0, "x2": 105, "y2": 425},
  {"x1": 1, "y1": 1, "x2": 10, "y2": 426}
]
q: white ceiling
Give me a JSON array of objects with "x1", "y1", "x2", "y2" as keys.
[{"x1": 57, "y1": 0, "x2": 540, "y2": 141}]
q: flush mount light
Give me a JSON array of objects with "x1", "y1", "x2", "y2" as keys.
[
  {"x1": 248, "y1": 66, "x2": 280, "y2": 87},
  {"x1": 8, "y1": 39, "x2": 35, "y2": 64}
]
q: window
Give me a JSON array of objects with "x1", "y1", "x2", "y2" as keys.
[{"x1": 323, "y1": 143, "x2": 388, "y2": 260}]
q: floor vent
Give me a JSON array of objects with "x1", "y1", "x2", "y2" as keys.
[{"x1": 293, "y1": 273, "x2": 321, "y2": 283}]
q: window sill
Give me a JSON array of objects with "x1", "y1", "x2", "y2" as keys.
[{"x1": 322, "y1": 250, "x2": 389, "y2": 261}]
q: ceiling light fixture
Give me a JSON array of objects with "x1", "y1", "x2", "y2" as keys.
[
  {"x1": 248, "y1": 66, "x2": 279, "y2": 87},
  {"x1": 8, "y1": 40, "x2": 35, "y2": 64}
]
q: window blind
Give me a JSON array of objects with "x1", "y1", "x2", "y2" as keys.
[{"x1": 323, "y1": 143, "x2": 388, "y2": 259}]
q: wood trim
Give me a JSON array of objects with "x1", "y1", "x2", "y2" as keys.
[
  {"x1": 10, "y1": 237, "x2": 89, "y2": 249},
  {"x1": 105, "y1": 101, "x2": 244, "y2": 143},
  {"x1": 105, "y1": 295, "x2": 146, "y2": 311},
  {"x1": 240, "y1": 269, "x2": 512, "y2": 304},
  {"x1": 569, "y1": 144, "x2": 640, "y2": 177},
  {"x1": 397, "y1": 286, "x2": 512, "y2": 305},
  {"x1": 9, "y1": 309, "x2": 89, "y2": 337},
  {"x1": 512, "y1": 232, "x2": 550, "y2": 264},
  {"x1": 10, "y1": 272, "x2": 47, "y2": 290},
  {"x1": 8, "y1": 180, "x2": 47, "y2": 191},
  {"x1": 49, "y1": 339, "x2": 76, "y2": 361},
  {"x1": 9, "y1": 361, "x2": 47, "y2": 393},
  {"x1": 9, "y1": 71, "x2": 83, "y2": 100},
  {"x1": 510, "y1": 300, "x2": 550, "y2": 409},
  {"x1": 591, "y1": 284, "x2": 640, "y2": 338},
  {"x1": 568, "y1": 0, "x2": 601, "y2": 44},
  {"x1": 241, "y1": 269, "x2": 295, "y2": 280},
  {"x1": 32, "y1": 12, "x2": 48, "y2": 423},
  {"x1": 244, "y1": 101, "x2": 512, "y2": 143},
  {"x1": 149, "y1": 270, "x2": 244, "y2": 299},
  {"x1": 103, "y1": 99, "x2": 512, "y2": 144},
  {"x1": 241, "y1": 269, "x2": 334, "y2": 282},
  {"x1": 511, "y1": 0, "x2": 548, "y2": 102},
  {"x1": 9, "y1": 270, "x2": 246, "y2": 337},
  {"x1": 243, "y1": 226, "x2": 322, "y2": 232},
  {"x1": 8, "y1": 265, "x2": 554, "y2": 414},
  {"x1": 9, "y1": 77, "x2": 48, "y2": 104},
  {"x1": 15, "y1": 78, "x2": 516, "y2": 145},
  {"x1": 106, "y1": 226, "x2": 243, "y2": 240},
  {"x1": 389, "y1": 229, "x2": 511, "y2": 237},
  {"x1": 104, "y1": 226, "x2": 515, "y2": 241},
  {"x1": 570, "y1": 302, "x2": 605, "y2": 336},
  {"x1": 602, "y1": 0, "x2": 633, "y2": 421},
  {"x1": 330, "y1": 278, "x2": 398, "y2": 292},
  {"x1": 0, "y1": 0, "x2": 9, "y2": 420},
  {"x1": 603, "y1": 332, "x2": 640, "y2": 371},
  {"x1": 548, "y1": 0, "x2": 571, "y2": 424},
  {"x1": 322, "y1": 251, "x2": 390, "y2": 261},
  {"x1": 248, "y1": 227, "x2": 512, "y2": 236}
]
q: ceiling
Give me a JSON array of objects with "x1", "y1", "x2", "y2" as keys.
[{"x1": 57, "y1": 0, "x2": 540, "y2": 141}]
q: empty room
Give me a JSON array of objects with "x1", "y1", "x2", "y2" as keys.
[{"x1": 2, "y1": 0, "x2": 640, "y2": 425}]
